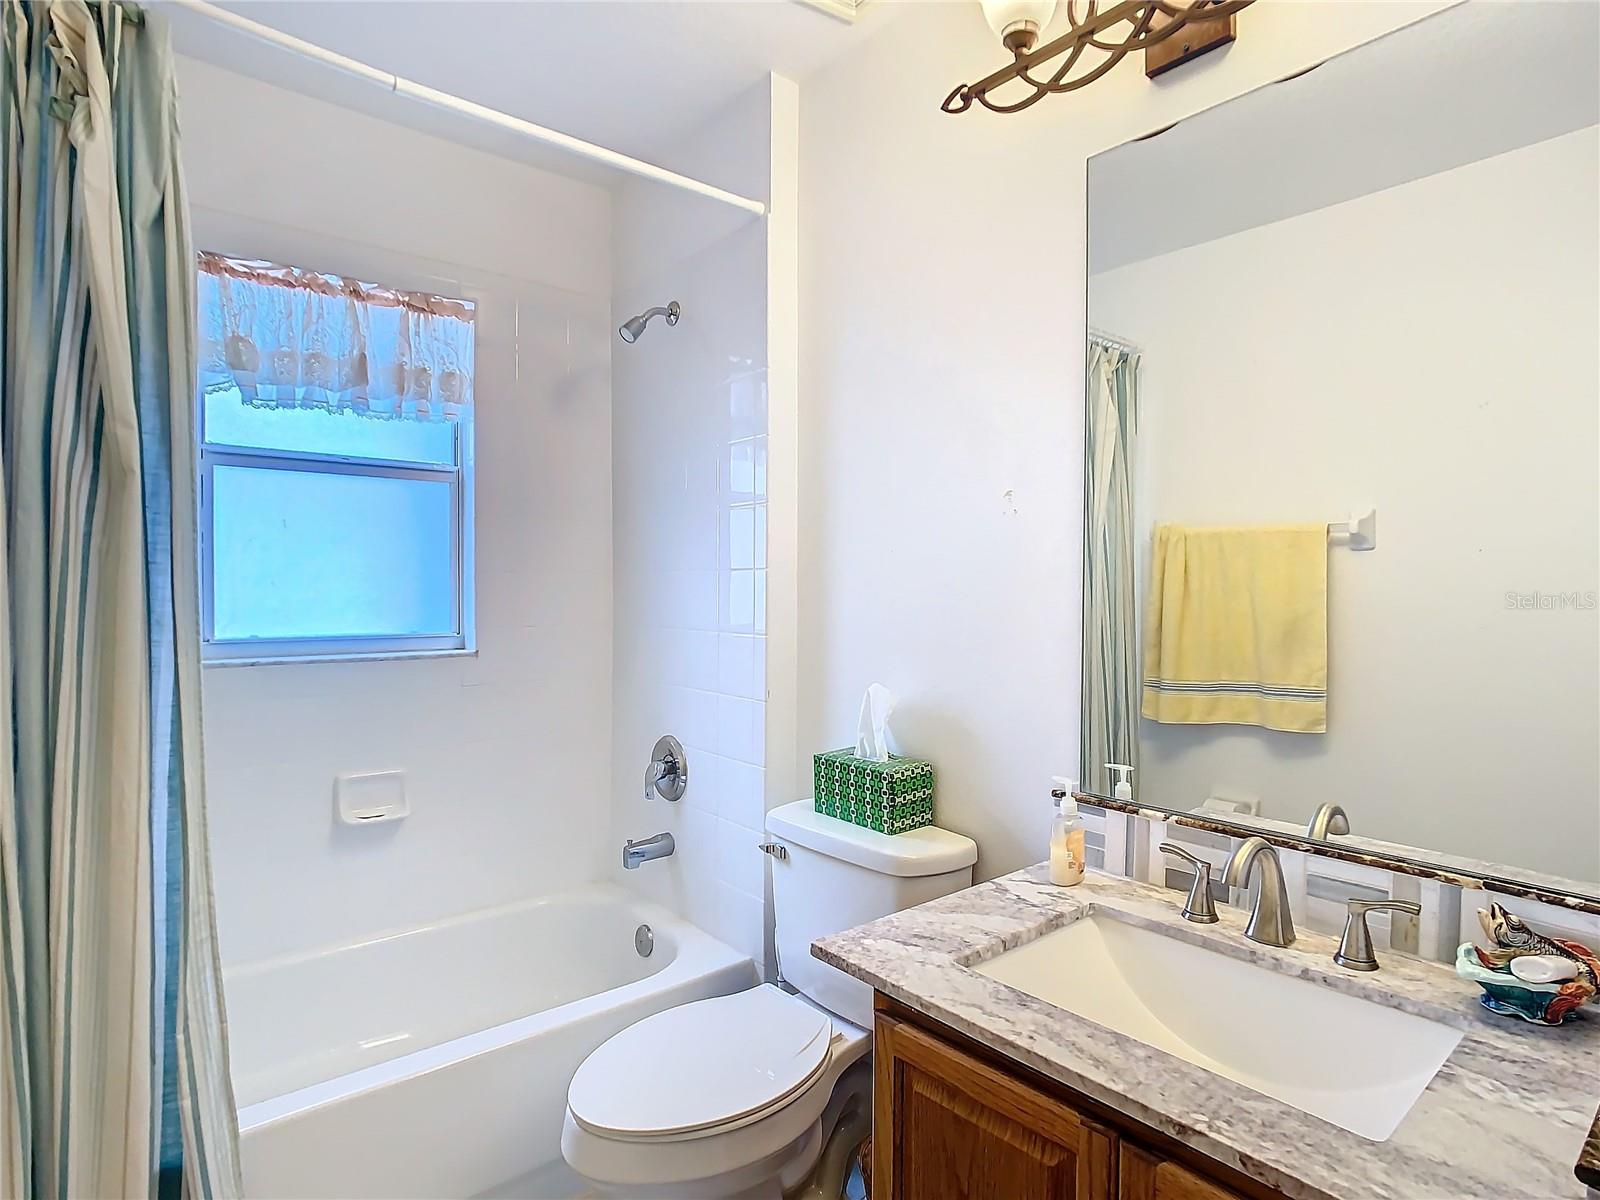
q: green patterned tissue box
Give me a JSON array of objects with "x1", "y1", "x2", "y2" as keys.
[{"x1": 812, "y1": 748, "x2": 935, "y2": 834}]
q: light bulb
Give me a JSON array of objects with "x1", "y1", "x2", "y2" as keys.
[{"x1": 980, "y1": 0, "x2": 1057, "y2": 53}]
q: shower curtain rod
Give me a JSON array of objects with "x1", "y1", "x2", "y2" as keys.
[
  {"x1": 1089, "y1": 328, "x2": 1140, "y2": 354},
  {"x1": 170, "y1": 0, "x2": 769, "y2": 219}
]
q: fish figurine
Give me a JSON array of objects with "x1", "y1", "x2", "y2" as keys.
[
  {"x1": 1475, "y1": 903, "x2": 1599, "y2": 991},
  {"x1": 1457, "y1": 942, "x2": 1596, "y2": 1025}
]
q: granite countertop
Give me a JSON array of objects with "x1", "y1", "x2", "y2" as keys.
[{"x1": 813, "y1": 866, "x2": 1600, "y2": 1200}]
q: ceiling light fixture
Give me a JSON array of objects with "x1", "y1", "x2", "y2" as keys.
[{"x1": 947, "y1": 0, "x2": 1254, "y2": 115}]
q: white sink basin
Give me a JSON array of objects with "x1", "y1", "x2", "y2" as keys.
[{"x1": 973, "y1": 913, "x2": 1463, "y2": 1141}]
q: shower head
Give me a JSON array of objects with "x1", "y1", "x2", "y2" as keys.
[{"x1": 619, "y1": 301, "x2": 681, "y2": 343}]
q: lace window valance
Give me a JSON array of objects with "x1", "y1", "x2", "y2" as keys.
[{"x1": 197, "y1": 253, "x2": 475, "y2": 422}]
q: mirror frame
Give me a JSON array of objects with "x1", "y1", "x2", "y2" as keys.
[{"x1": 1078, "y1": 7, "x2": 1600, "y2": 914}]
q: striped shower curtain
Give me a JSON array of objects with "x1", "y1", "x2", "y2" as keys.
[
  {"x1": 1080, "y1": 339, "x2": 1141, "y2": 799},
  {"x1": 0, "y1": 3, "x2": 241, "y2": 1197}
]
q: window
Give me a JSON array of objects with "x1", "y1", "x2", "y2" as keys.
[{"x1": 197, "y1": 254, "x2": 475, "y2": 662}]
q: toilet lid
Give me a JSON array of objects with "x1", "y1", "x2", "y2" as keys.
[{"x1": 567, "y1": 985, "x2": 833, "y2": 1139}]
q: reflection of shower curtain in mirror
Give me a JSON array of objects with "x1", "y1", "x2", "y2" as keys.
[{"x1": 1080, "y1": 341, "x2": 1140, "y2": 797}]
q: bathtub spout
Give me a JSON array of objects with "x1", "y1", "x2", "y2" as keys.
[{"x1": 622, "y1": 833, "x2": 675, "y2": 870}]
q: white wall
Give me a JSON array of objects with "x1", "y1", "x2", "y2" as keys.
[
  {"x1": 1091, "y1": 127, "x2": 1600, "y2": 880},
  {"x1": 797, "y1": 0, "x2": 1451, "y2": 880},
  {"x1": 180, "y1": 59, "x2": 616, "y2": 966},
  {"x1": 609, "y1": 78, "x2": 798, "y2": 971}
]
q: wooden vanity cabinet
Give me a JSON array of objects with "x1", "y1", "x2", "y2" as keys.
[
  {"x1": 873, "y1": 1012, "x2": 1116, "y2": 1198},
  {"x1": 1119, "y1": 1146, "x2": 1247, "y2": 1200},
  {"x1": 874, "y1": 997, "x2": 1277, "y2": 1200}
]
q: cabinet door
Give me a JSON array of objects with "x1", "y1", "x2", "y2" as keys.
[
  {"x1": 1121, "y1": 1144, "x2": 1249, "y2": 1200},
  {"x1": 874, "y1": 1015, "x2": 1116, "y2": 1200}
]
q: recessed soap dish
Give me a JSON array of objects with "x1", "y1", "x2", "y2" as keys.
[{"x1": 335, "y1": 770, "x2": 409, "y2": 826}]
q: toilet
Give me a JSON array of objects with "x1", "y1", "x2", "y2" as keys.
[{"x1": 561, "y1": 798, "x2": 978, "y2": 1198}]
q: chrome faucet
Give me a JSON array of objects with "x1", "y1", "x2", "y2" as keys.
[
  {"x1": 622, "y1": 832, "x2": 675, "y2": 870},
  {"x1": 1305, "y1": 802, "x2": 1350, "y2": 840},
  {"x1": 1223, "y1": 837, "x2": 1296, "y2": 948}
]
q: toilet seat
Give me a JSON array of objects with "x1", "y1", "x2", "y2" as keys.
[
  {"x1": 561, "y1": 990, "x2": 871, "y2": 1199},
  {"x1": 568, "y1": 985, "x2": 835, "y2": 1142}
]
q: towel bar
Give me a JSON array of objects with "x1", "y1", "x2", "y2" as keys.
[{"x1": 1328, "y1": 508, "x2": 1377, "y2": 551}]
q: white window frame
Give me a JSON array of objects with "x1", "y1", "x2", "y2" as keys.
[{"x1": 198, "y1": 406, "x2": 477, "y2": 666}]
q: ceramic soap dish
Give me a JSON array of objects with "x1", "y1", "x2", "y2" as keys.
[{"x1": 1454, "y1": 902, "x2": 1599, "y2": 1026}]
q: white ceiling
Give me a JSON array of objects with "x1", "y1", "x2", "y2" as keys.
[
  {"x1": 1089, "y1": 1, "x2": 1600, "y2": 275},
  {"x1": 163, "y1": 0, "x2": 895, "y2": 186}
]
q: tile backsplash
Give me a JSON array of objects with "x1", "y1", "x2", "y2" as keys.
[{"x1": 1090, "y1": 803, "x2": 1600, "y2": 966}]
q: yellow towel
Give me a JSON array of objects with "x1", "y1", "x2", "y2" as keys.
[{"x1": 1142, "y1": 524, "x2": 1328, "y2": 734}]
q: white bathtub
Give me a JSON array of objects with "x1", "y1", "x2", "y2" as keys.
[{"x1": 226, "y1": 884, "x2": 757, "y2": 1198}]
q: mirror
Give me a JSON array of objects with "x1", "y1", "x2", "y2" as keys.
[{"x1": 1082, "y1": 1, "x2": 1599, "y2": 895}]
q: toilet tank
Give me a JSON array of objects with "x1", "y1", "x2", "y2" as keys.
[{"x1": 765, "y1": 799, "x2": 977, "y2": 1029}]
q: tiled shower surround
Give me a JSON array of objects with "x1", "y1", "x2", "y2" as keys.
[{"x1": 608, "y1": 81, "x2": 779, "y2": 971}]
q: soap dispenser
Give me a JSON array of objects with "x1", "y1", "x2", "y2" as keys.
[
  {"x1": 1048, "y1": 780, "x2": 1086, "y2": 886},
  {"x1": 1106, "y1": 763, "x2": 1135, "y2": 802}
]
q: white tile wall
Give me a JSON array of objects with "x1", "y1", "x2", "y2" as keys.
[
  {"x1": 608, "y1": 335, "x2": 771, "y2": 966},
  {"x1": 608, "y1": 82, "x2": 777, "y2": 970},
  {"x1": 180, "y1": 59, "x2": 615, "y2": 967},
  {"x1": 718, "y1": 634, "x2": 764, "y2": 700},
  {"x1": 190, "y1": 58, "x2": 791, "y2": 978}
]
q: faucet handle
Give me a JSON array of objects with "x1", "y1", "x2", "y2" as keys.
[
  {"x1": 1158, "y1": 843, "x2": 1219, "y2": 924},
  {"x1": 1345, "y1": 898, "x2": 1422, "y2": 917},
  {"x1": 1333, "y1": 898, "x2": 1422, "y2": 972},
  {"x1": 644, "y1": 736, "x2": 688, "y2": 802}
]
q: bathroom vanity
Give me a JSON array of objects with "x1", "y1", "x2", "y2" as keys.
[
  {"x1": 814, "y1": 869, "x2": 1600, "y2": 1200},
  {"x1": 1008, "y1": 9, "x2": 1600, "y2": 1189},
  {"x1": 818, "y1": 1, "x2": 1600, "y2": 1191},
  {"x1": 873, "y1": 997, "x2": 1263, "y2": 1200}
]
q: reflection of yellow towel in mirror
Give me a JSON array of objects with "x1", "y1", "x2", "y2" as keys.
[{"x1": 1141, "y1": 524, "x2": 1328, "y2": 734}]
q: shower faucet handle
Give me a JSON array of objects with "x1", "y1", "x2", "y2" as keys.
[{"x1": 644, "y1": 735, "x2": 687, "y2": 802}]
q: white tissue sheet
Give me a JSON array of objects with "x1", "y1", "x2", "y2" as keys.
[{"x1": 854, "y1": 683, "x2": 898, "y2": 763}]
